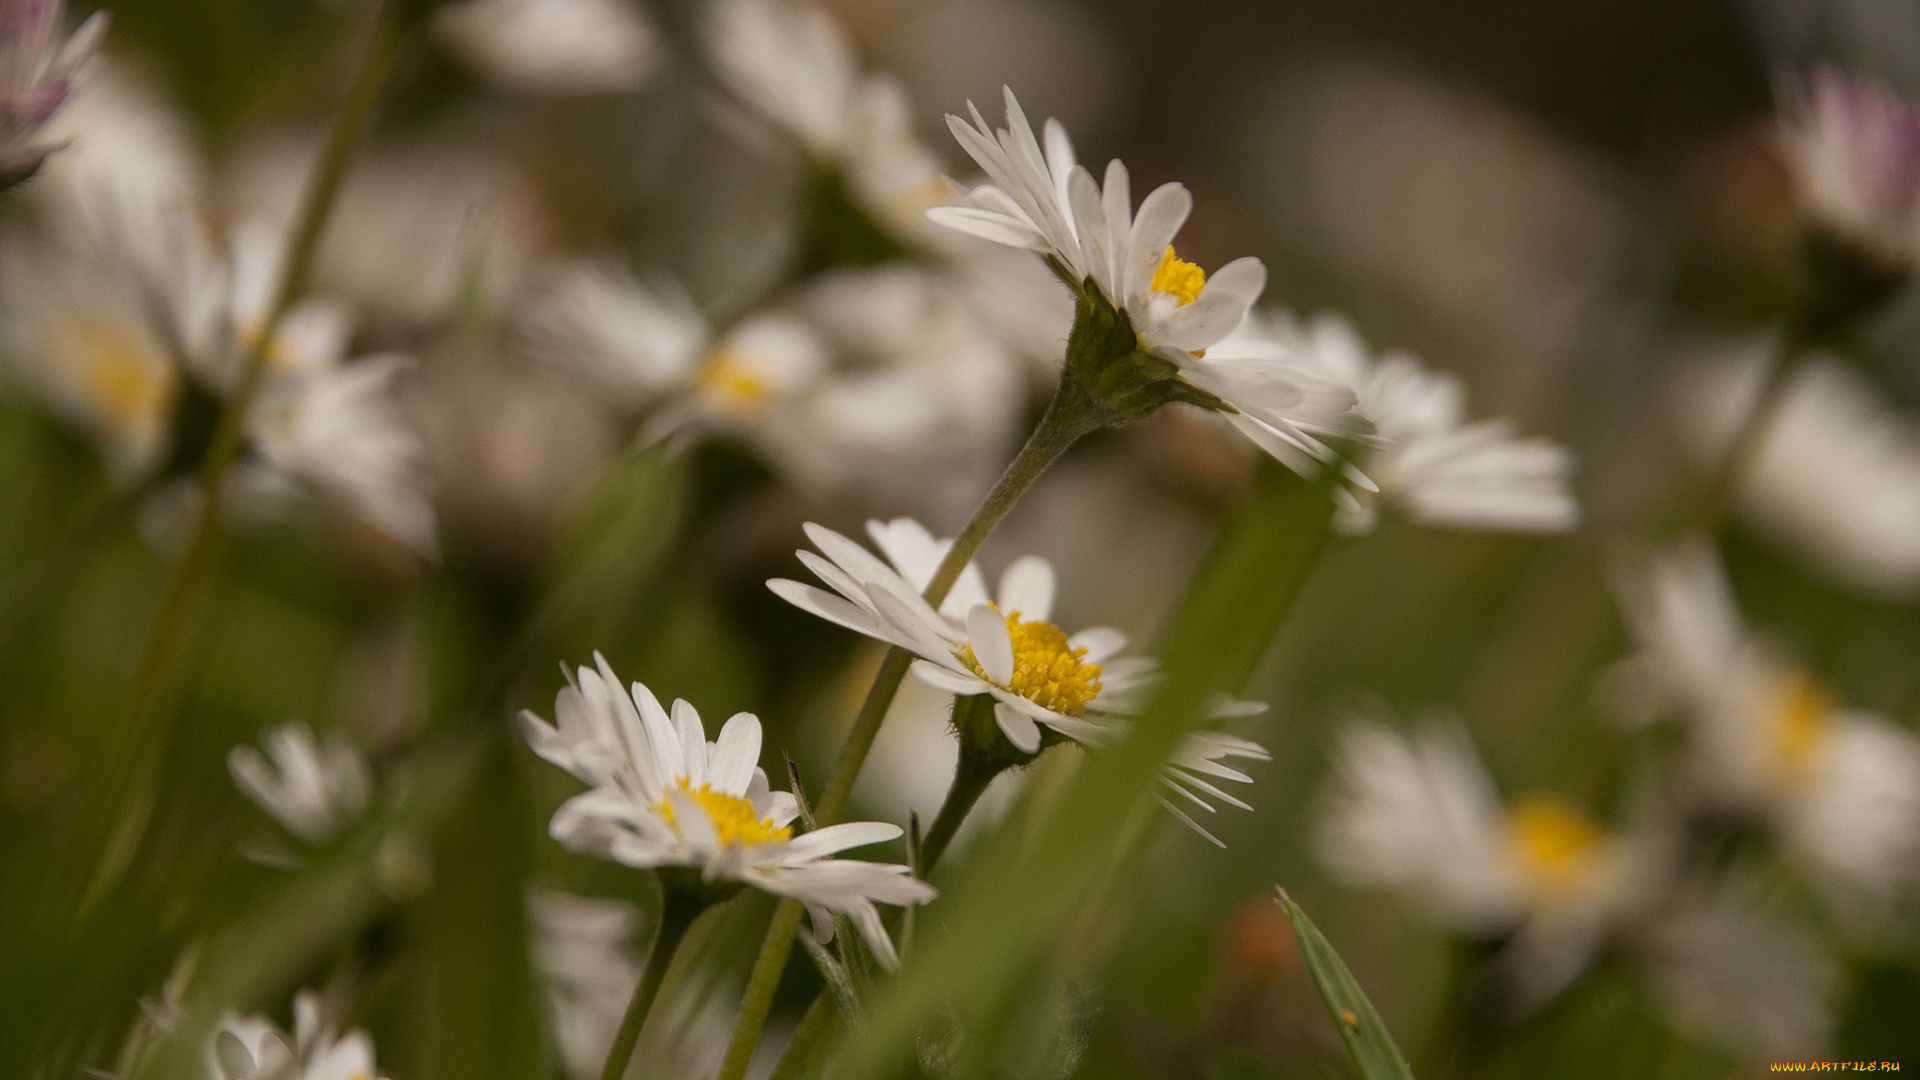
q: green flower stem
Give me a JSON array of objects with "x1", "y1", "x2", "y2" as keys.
[
  {"x1": 601, "y1": 890, "x2": 705, "y2": 1080},
  {"x1": 714, "y1": 373, "x2": 1110, "y2": 1080},
  {"x1": 69, "y1": 1, "x2": 411, "y2": 923},
  {"x1": 916, "y1": 744, "x2": 1005, "y2": 876}
]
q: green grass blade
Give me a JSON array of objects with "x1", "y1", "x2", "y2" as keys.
[{"x1": 1276, "y1": 887, "x2": 1418, "y2": 1080}]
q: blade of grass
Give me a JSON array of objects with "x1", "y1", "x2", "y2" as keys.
[{"x1": 1276, "y1": 887, "x2": 1417, "y2": 1080}]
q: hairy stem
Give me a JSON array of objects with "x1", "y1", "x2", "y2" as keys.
[
  {"x1": 713, "y1": 375, "x2": 1106, "y2": 1080},
  {"x1": 601, "y1": 891, "x2": 703, "y2": 1080}
]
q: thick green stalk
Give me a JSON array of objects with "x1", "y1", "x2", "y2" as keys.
[
  {"x1": 601, "y1": 891, "x2": 704, "y2": 1080},
  {"x1": 713, "y1": 375, "x2": 1107, "y2": 1080},
  {"x1": 68, "y1": 1, "x2": 411, "y2": 923}
]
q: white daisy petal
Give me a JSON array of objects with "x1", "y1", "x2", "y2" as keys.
[{"x1": 967, "y1": 603, "x2": 1015, "y2": 685}]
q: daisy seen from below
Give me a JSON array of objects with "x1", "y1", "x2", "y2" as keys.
[
  {"x1": 1609, "y1": 539, "x2": 1920, "y2": 898},
  {"x1": 1218, "y1": 309, "x2": 1578, "y2": 535},
  {"x1": 517, "y1": 655, "x2": 935, "y2": 968},
  {"x1": 703, "y1": 0, "x2": 948, "y2": 240},
  {"x1": 1678, "y1": 347, "x2": 1920, "y2": 596},
  {"x1": 210, "y1": 989, "x2": 383, "y2": 1080},
  {"x1": 768, "y1": 517, "x2": 1271, "y2": 845},
  {"x1": 527, "y1": 889, "x2": 643, "y2": 1080},
  {"x1": 928, "y1": 87, "x2": 1364, "y2": 475},
  {"x1": 1317, "y1": 719, "x2": 1652, "y2": 1011},
  {"x1": 227, "y1": 720, "x2": 372, "y2": 847}
]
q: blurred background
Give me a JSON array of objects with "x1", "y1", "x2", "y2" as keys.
[{"x1": 5, "y1": 0, "x2": 1920, "y2": 1077}]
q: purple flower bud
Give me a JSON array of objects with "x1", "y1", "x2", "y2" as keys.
[{"x1": 0, "y1": 0, "x2": 106, "y2": 189}]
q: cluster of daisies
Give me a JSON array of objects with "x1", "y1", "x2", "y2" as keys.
[{"x1": 18, "y1": 0, "x2": 1920, "y2": 1073}]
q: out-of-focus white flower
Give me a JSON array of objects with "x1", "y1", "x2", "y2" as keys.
[
  {"x1": 1777, "y1": 67, "x2": 1920, "y2": 265},
  {"x1": 518, "y1": 657, "x2": 935, "y2": 968},
  {"x1": 1679, "y1": 348, "x2": 1920, "y2": 596},
  {"x1": 764, "y1": 263, "x2": 1027, "y2": 518},
  {"x1": 770, "y1": 518, "x2": 1269, "y2": 844},
  {"x1": 1638, "y1": 897, "x2": 1835, "y2": 1059},
  {"x1": 930, "y1": 88, "x2": 1362, "y2": 475},
  {"x1": 1612, "y1": 540, "x2": 1920, "y2": 897},
  {"x1": 222, "y1": 139, "x2": 550, "y2": 324},
  {"x1": 0, "y1": 232, "x2": 180, "y2": 477},
  {"x1": 1223, "y1": 310, "x2": 1578, "y2": 535},
  {"x1": 520, "y1": 259, "x2": 825, "y2": 446},
  {"x1": 704, "y1": 0, "x2": 948, "y2": 238},
  {"x1": 528, "y1": 890, "x2": 642, "y2": 1080},
  {"x1": 240, "y1": 353, "x2": 440, "y2": 557},
  {"x1": 0, "y1": 0, "x2": 106, "y2": 185},
  {"x1": 435, "y1": 0, "x2": 660, "y2": 94},
  {"x1": 227, "y1": 721, "x2": 372, "y2": 845},
  {"x1": 1317, "y1": 720, "x2": 1651, "y2": 1009},
  {"x1": 210, "y1": 990, "x2": 384, "y2": 1080}
]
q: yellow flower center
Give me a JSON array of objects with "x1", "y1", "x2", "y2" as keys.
[
  {"x1": 658, "y1": 779, "x2": 792, "y2": 847},
  {"x1": 59, "y1": 319, "x2": 174, "y2": 435},
  {"x1": 1505, "y1": 796, "x2": 1605, "y2": 903},
  {"x1": 1763, "y1": 671, "x2": 1833, "y2": 789},
  {"x1": 697, "y1": 348, "x2": 772, "y2": 416},
  {"x1": 1151, "y1": 246, "x2": 1207, "y2": 307},
  {"x1": 964, "y1": 609, "x2": 1104, "y2": 716}
]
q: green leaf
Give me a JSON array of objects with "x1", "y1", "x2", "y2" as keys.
[{"x1": 1275, "y1": 887, "x2": 1417, "y2": 1080}]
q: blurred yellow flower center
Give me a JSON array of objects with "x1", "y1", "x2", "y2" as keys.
[
  {"x1": 1763, "y1": 672, "x2": 1833, "y2": 788},
  {"x1": 60, "y1": 319, "x2": 173, "y2": 435},
  {"x1": 659, "y1": 779, "x2": 791, "y2": 846},
  {"x1": 964, "y1": 609, "x2": 1104, "y2": 716},
  {"x1": 1505, "y1": 796, "x2": 1605, "y2": 902},
  {"x1": 698, "y1": 348, "x2": 772, "y2": 415},
  {"x1": 1151, "y1": 246, "x2": 1207, "y2": 307}
]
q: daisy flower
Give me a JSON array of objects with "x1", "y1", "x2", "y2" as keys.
[
  {"x1": 1317, "y1": 720, "x2": 1651, "y2": 1010},
  {"x1": 1776, "y1": 67, "x2": 1920, "y2": 267},
  {"x1": 227, "y1": 721, "x2": 372, "y2": 846},
  {"x1": 210, "y1": 990, "x2": 383, "y2": 1080},
  {"x1": 1678, "y1": 348, "x2": 1920, "y2": 597},
  {"x1": 527, "y1": 890, "x2": 643, "y2": 1080},
  {"x1": 703, "y1": 0, "x2": 948, "y2": 239},
  {"x1": 1638, "y1": 895, "x2": 1835, "y2": 1058},
  {"x1": 1224, "y1": 309, "x2": 1578, "y2": 535},
  {"x1": 0, "y1": 0, "x2": 107, "y2": 187},
  {"x1": 1610, "y1": 540, "x2": 1920, "y2": 897},
  {"x1": 768, "y1": 517, "x2": 1271, "y2": 844},
  {"x1": 927, "y1": 87, "x2": 1361, "y2": 473},
  {"x1": 517, "y1": 656, "x2": 934, "y2": 967},
  {"x1": 518, "y1": 259, "x2": 825, "y2": 442},
  {"x1": 434, "y1": 0, "x2": 661, "y2": 94}
]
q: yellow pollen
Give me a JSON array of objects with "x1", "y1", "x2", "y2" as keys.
[
  {"x1": 697, "y1": 348, "x2": 772, "y2": 415},
  {"x1": 658, "y1": 779, "x2": 791, "y2": 847},
  {"x1": 1150, "y1": 246, "x2": 1207, "y2": 307},
  {"x1": 1763, "y1": 671, "x2": 1833, "y2": 788},
  {"x1": 963, "y1": 609, "x2": 1104, "y2": 716},
  {"x1": 1505, "y1": 796, "x2": 1605, "y2": 902},
  {"x1": 61, "y1": 320, "x2": 173, "y2": 435}
]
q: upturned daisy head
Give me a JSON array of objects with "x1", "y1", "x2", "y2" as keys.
[
  {"x1": 928, "y1": 88, "x2": 1363, "y2": 476},
  {"x1": 768, "y1": 517, "x2": 1271, "y2": 844},
  {"x1": 517, "y1": 655, "x2": 934, "y2": 967}
]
